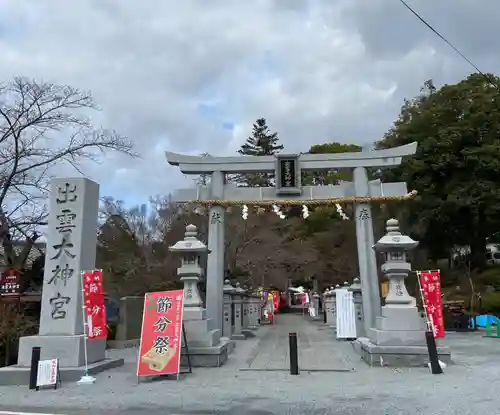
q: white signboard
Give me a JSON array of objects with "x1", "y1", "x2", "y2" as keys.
[
  {"x1": 336, "y1": 289, "x2": 357, "y2": 339},
  {"x1": 36, "y1": 358, "x2": 59, "y2": 387}
]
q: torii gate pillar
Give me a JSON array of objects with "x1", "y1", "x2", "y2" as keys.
[{"x1": 205, "y1": 171, "x2": 225, "y2": 332}]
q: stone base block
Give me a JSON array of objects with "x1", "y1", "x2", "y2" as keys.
[
  {"x1": 376, "y1": 306, "x2": 427, "y2": 331},
  {"x1": 368, "y1": 328, "x2": 427, "y2": 347},
  {"x1": 107, "y1": 339, "x2": 140, "y2": 349},
  {"x1": 241, "y1": 329, "x2": 256, "y2": 338},
  {"x1": 354, "y1": 337, "x2": 451, "y2": 367},
  {"x1": 183, "y1": 307, "x2": 207, "y2": 321},
  {"x1": 220, "y1": 337, "x2": 236, "y2": 353},
  {"x1": 18, "y1": 335, "x2": 106, "y2": 367},
  {"x1": 181, "y1": 339, "x2": 234, "y2": 367},
  {"x1": 0, "y1": 357, "x2": 124, "y2": 386},
  {"x1": 184, "y1": 324, "x2": 221, "y2": 348},
  {"x1": 231, "y1": 333, "x2": 246, "y2": 340}
]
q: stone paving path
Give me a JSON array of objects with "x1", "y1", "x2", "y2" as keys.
[{"x1": 242, "y1": 313, "x2": 356, "y2": 371}]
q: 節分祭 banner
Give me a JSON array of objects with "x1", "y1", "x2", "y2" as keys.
[
  {"x1": 137, "y1": 290, "x2": 184, "y2": 377},
  {"x1": 82, "y1": 270, "x2": 108, "y2": 340},
  {"x1": 418, "y1": 270, "x2": 445, "y2": 339}
]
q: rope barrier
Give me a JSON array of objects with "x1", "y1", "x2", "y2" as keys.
[{"x1": 184, "y1": 190, "x2": 418, "y2": 207}]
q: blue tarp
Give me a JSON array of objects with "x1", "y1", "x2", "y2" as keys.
[{"x1": 474, "y1": 315, "x2": 500, "y2": 327}]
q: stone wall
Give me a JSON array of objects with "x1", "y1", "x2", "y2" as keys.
[{"x1": 115, "y1": 296, "x2": 144, "y2": 342}]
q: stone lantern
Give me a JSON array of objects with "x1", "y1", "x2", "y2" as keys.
[
  {"x1": 353, "y1": 218, "x2": 451, "y2": 367},
  {"x1": 169, "y1": 224, "x2": 233, "y2": 366},
  {"x1": 169, "y1": 224, "x2": 208, "y2": 311},
  {"x1": 374, "y1": 218, "x2": 418, "y2": 306}
]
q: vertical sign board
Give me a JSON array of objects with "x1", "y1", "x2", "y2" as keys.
[
  {"x1": 336, "y1": 289, "x2": 357, "y2": 339},
  {"x1": 36, "y1": 358, "x2": 59, "y2": 388},
  {"x1": 418, "y1": 270, "x2": 445, "y2": 339},
  {"x1": 275, "y1": 154, "x2": 301, "y2": 196},
  {"x1": 0, "y1": 269, "x2": 21, "y2": 297},
  {"x1": 137, "y1": 290, "x2": 184, "y2": 377},
  {"x1": 82, "y1": 270, "x2": 108, "y2": 340}
]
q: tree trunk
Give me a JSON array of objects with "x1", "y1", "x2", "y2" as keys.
[
  {"x1": 469, "y1": 234, "x2": 486, "y2": 271},
  {"x1": 4, "y1": 341, "x2": 10, "y2": 367}
]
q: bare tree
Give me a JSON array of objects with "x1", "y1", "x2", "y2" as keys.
[
  {"x1": 0, "y1": 77, "x2": 136, "y2": 268},
  {"x1": 97, "y1": 197, "x2": 206, "y2": 298}
]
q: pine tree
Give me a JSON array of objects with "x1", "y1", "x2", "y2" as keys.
[
  {"x1": 236, "y1": 118, "x2": 283, "y2": 187},
  {"x1": 238, "y1": 118, "x2": 283, "y2": 156}
]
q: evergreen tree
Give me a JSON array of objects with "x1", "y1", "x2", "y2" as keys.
[
  {"x1": 236, "y1": 118, "x2": 283, "y2": 186},
  {"x1": 238, "y1": 118, "x2": 283, "y2": 156}
]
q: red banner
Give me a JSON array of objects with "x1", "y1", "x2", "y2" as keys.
[
  {"x1": 82, "y1": 270, "x2": 108, "y2": 340},
  {"x1": 137, "y1": 290, "x2": 184, "y2": 377},
  {"x1": 418, "y1": 270, "x2": 445, "y2": 339}
]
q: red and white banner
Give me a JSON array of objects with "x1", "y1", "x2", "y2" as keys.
[
  {"x1": 418, "y1": 270, "x2": 445, "y2": 339},
  {"x1": 137, "y1": 290, "x2": 184, "y2": 377},
  {"x1": 82, "y1": 270, "x2": 108, "y2": 340}
]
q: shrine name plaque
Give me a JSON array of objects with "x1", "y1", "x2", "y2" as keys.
[{"x1": 275, "y1": 154, "x2": 301, "y2": 196}]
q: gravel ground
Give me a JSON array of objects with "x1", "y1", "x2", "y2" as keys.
[{"x1": 0, "y1": 315, "x2": 498, "y2": 414}]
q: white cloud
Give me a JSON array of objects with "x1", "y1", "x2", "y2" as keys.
[{"x1": 0, "y1": 0, "x2": 496, "y2": 205}]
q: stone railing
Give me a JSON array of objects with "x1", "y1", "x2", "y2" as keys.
[{"x1": 222, "y1": 280, "x2": 262, "y2": 341}]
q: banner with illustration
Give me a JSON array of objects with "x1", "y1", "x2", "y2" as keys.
[{"x1": 137, "y1": 290, "x2": 184, "y2": 377}]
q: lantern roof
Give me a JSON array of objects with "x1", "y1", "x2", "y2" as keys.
[
  {"x1": 373, "y1": 218, "x2": 418, "y2": 251},
  {"x1": 169, "y1": 224, "x2": 208, "y2": 253}
]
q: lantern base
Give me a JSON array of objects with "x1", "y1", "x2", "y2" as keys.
[{"x1": 353, "y1": 337, "x2": 451, "y2": 367}]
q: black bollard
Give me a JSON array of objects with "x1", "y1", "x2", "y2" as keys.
[
  {"x1": 29, "y1": 347, "x2": 41, "y2": 390},
  {"x1": 289, "y1": 332, "x2": 299, "y2": 375},
  {"x1": 425, "y1": 331, "x2": 443, "y2": 375},
  {"x1": 323, "y1": 310, "x2": 327, "y2": 324}
]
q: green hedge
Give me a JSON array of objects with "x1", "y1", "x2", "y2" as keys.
[
  {"x1": 476, "y1": 267, "x2": 500, "y2": 290},
  {"x1": 481, "y1": 292, "x2": 500, "y2": 314}
]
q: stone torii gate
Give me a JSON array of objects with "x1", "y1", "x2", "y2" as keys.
[{"x1": 165, "y1": 143, "x2": 417, "y2": 335}]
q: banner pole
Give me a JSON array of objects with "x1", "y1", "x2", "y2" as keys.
[
  {"x1": 417, "y1": 270, "x2": 444, "y2": 374},
  {"x1": 416, "y1": 270, "x2": 433, "y2": 332},
  {"x1": 78, "y1": 270, "x2": 96, "y2": 385}
]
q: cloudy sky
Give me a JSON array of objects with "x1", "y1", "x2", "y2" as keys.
[{"x1": 0, "y1": 0, "x2": 496, "y2": 206}]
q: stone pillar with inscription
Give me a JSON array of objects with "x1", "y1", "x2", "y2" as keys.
[
  {"x1": 206, "y1": 171, "x2": 225, "y2": 333},
  {"x1": 323, "y1": 290, "x2": 332, "y2": 325},
  {"x1": 16, "y1": 178, "x2": 120, "y2": 372},
  {"x1": 222, "y1": 280, "x2": 235, "y2": 339},
  {"x1": 231, "y1": 283, "x2": 246, "y2": 340},
  {"x1": 330, "y1": 285, "x2": 339, "y2": 329},
  {"x1": 349, "y1": 278, "x2": 364, "y2": 338},
  {"x1": 312, "y1": 293, "x2": 320, "y2": 320}
]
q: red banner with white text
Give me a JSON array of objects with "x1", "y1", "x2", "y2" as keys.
[
  {"x1": 137, "y1": 290, "x2": 184, "y2": 377},
  {"x1": 418, "y1": 270, "x2": 445, "y2": 339},
  {"x1": 82, "y1": 270, "x2": 108, "y2": 340}
]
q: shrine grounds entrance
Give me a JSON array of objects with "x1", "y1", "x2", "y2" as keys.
[
  {"x1": 166, "y1": 143, "x2": 417, "y2": 339},
  {"x1": 241, "y1": 313, "x2": 355, "y2": 372}
]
